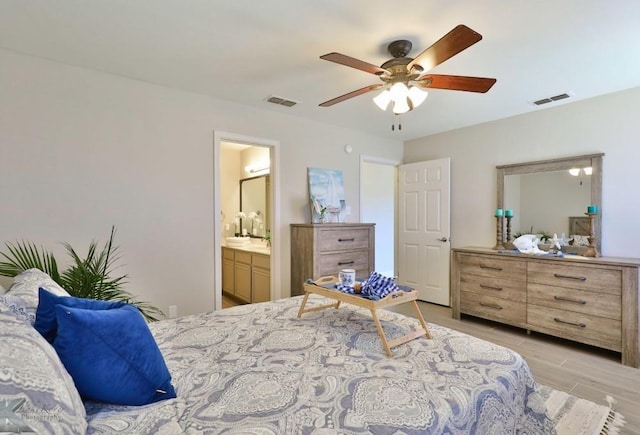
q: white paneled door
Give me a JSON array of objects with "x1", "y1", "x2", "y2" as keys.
[{"x1": 398, "y1": 158, "x2": 451, "y2": 305}]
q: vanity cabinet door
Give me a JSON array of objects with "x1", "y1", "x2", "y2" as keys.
[
  {"x1": 252, "y1": 269, "x2": 270, "y2": 303},
  {"x1": 251, "y1": 253, "x2": 270, "y2": 303},
  {"x1": 235, "y1": 252, "x2": 252, "y2": 303},
  {"x1": 222, "y1": 248, "x2": 235, "y2": 296}
]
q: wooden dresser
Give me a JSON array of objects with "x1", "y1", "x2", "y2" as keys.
[
  {"x1": 451, "y1": 247, "x2": 640, "y2": 367},
  {"x1": 290, "y1": 223, "x2": 375, "y2": 296}
]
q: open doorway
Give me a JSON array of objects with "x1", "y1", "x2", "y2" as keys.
[
  {"x1": 213, "y1": 132, "x2": 280, "y2": 311},
  {"x1": 360, "y1": 156, "x2": 399, "y2": 277}
]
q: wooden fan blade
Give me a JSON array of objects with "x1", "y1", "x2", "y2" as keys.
[
  {"x1": 414, "y1": 74, "x2": 496, "y2": 93},
  {"x1": 408, "y1": 25, "x2": 483, "y2": 72},
  {"x1": 320, "y1": 52, "x2": 387, "y2": 75},
  {"x1": 319, "y1": 84, "x2": 383, "y2": 107}
]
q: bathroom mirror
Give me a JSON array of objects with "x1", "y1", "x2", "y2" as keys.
[
  {"x1": 240, "y1": 175, "x2": 270, "y2": 237},
  {"x1": 497, "y1": 153, "x2": 603, "y2": 253}
]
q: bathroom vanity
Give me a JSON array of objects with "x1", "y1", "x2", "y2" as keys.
[{"x1": 222, "y1": 244, "x2": 270, "y2": 304}]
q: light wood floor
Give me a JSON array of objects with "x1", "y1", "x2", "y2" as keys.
[
  {"x1": 222, "y1": 296, "x2": 639, "y2": 433},
  {"x1": 395, "y1": 302, "x2": 640, "y2": 434},
  {"x1": 222, "y1": 294, "x2": 245, "y2": 309}
]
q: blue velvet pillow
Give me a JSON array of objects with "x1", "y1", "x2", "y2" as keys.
[
  {"x1": 34, "y1": 287, "x2": 126, "y2": 342},
  {"x1": 53, "y1": 304, "x2": 176, "y2": 406}
]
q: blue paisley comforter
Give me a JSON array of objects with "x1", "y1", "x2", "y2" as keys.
[{"x1": 85, "y1": 295, "x2": 555, "y2": 434}]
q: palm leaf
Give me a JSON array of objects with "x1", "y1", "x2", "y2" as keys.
[
  {"x1": 59, "y1": 227, "x2": 162, "y2": 322},
  {"x1": 1, "y1": 227, "x2": 162, "y2": 322},
  {"x1": 0, "y1": 241, "x2": 61, "y2": 281}
]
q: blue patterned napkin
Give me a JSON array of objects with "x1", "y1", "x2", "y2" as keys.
[{"x1": 335, "y1": 271, "x2": 400, "y2": 300}]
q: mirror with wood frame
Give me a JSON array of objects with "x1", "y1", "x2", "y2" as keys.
[{"x1": 497, "y1": 153, "x2": 603, "y2": 254}]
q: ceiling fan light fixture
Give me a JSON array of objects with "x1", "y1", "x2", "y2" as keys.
[
  {"x1": 389, "y1": 82, "x2": 409, "y2": 100},
  {"x1": 375, "y1": 82, "x2": 427, "y2": 114},
  {"x1": 569, "y1": 168, "x2": 581, "y2": 176},
  {"x1": 583, "y1": 167, "x2": 593, "y2": 175},
  {"x1": 373, "y1": 89, "x2": 392, "y2": 110},
  {"x1": 408, "y1": 86, "x2": 428, "y2": 107},
  {"x1": 392, "y1": 98, "x2": 411, "y2": 114}
]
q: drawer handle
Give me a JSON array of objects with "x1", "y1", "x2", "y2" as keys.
[
  {"x1": 553, "y1": 317, "x2": 586, "y2": 328},
  {"x1": 554, "y1": 273, "x2": 587, "y2": 281},
  {"x1": 338, "y1": 238, "x2": 355, "y2": 242},
  {"x1": 479, "y1": 302, "x2": 503, "y2": 310},
  {"x1": 553, "y1": 295, "x2": 587, "y2": 305},
  {"x1": 480, "y1": 264, "x2": 503, "y2": 271},
  {"x1": 338, "y1": 261, "x2": 354, "y2": 266},
  {"x1": 480, "y1": 284, "x2": 503, "y2": 291}
]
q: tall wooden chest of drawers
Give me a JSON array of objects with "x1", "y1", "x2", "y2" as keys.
[
  {"x1": 290, "y1": 223, "x2": 375, "y2": 297},
  {"x1": 452, "y1": 247, "x2": 640, "y2": 367}
]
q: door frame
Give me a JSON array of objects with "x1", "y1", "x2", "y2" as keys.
[
  {"x1": 213, "y1": 131, "x2": 281, "y2": 310},
  {"x1": 359, "y1": 155, "x2": 401, "y2": 276}
]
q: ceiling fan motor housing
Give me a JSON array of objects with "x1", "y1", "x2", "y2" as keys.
[
  {"x1": 387, "y1": 40, "x2": 413, "y2": 58},
  {"x1": 379, "y1": 40, "x2": 424, "y2": 83}
]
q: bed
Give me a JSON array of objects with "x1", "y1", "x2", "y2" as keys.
[{"x1": 1, "y1": 269, "x2": 555, "y2": 434}]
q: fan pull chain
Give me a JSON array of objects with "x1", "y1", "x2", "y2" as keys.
[{"x1": 391, "y1": 114, "x2": 402, "y2": 131}]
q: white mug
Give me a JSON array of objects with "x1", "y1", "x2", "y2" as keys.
[{"x1": 339, "y1": 268, "x2": 356, "y2": 287}]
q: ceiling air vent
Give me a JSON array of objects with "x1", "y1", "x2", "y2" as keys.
[
  {"x1": 265, "y1": 95, "x2": 298, "y2": 107},
  {"x1": 531, "y1": 92, "x2": 572, "y2": 106}
]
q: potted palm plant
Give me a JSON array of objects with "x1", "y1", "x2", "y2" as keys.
[{"x1": 0, "y1": 226, "x2": 162, "y2": 321}]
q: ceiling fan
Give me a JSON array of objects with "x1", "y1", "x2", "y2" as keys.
[{"x1": 319, "y1": 25, "x2": 496, "y2": 113}]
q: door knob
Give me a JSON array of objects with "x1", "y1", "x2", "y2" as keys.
[{"x1": 437, "y1": 237, "x2": 449, "y2": 242}]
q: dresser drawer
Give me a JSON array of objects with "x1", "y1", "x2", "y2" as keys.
[
  {"x1": 460, "y1": 291, "x2": 526, "y2": 325},
  {"x1": 460, "y1": 274, "x2": 526, "y2": 302},
  {"x1": 318, "y1": 250, "x2": 370, "y2": 276},
  {"x1": 528, "y1": 283, "x2": 621, "y2": 320},
  {"x1": 459, "y1": 254, "x2": 526, "y2": 282},
  {"x1": 527, "y1": 304, "x2": 621, "y2": 351},
  {"x1": 318, "y1": 228, "x2": 370, "y2": 252},
  {"x1": 528, "y1": 262, "x2": 621, "y2": 294}
]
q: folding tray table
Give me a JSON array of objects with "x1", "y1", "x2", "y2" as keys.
[{"x1": 297, "y1": 276, "x2": 431, "y2": 356}]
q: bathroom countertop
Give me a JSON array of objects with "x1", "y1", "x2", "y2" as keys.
[{"x1": 222, "y1": 241, "x2": 270, "y2": 255}]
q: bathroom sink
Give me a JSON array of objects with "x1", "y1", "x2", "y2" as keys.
[{"x1": 226, "y1": 237, "x2": 250, "y2": 247}]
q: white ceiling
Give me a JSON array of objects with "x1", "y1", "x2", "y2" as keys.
[{"x1": 2, "y1": 1, "x2": 640, "y2": 140}]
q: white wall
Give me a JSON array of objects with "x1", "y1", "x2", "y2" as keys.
[
  {"x1": 0, "y1": 49, "x2": 403, "y2": 315},
  {"x1": 404, "y1": 86, "x2": 640, "y2": 258}
]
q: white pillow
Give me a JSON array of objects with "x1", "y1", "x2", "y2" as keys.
[
  {"x1": 0, "y1": 269, "x2": 70, "y2": 324},
  {"x1": 0, "y1": 303, "x2": 87, "y2": 434}
]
